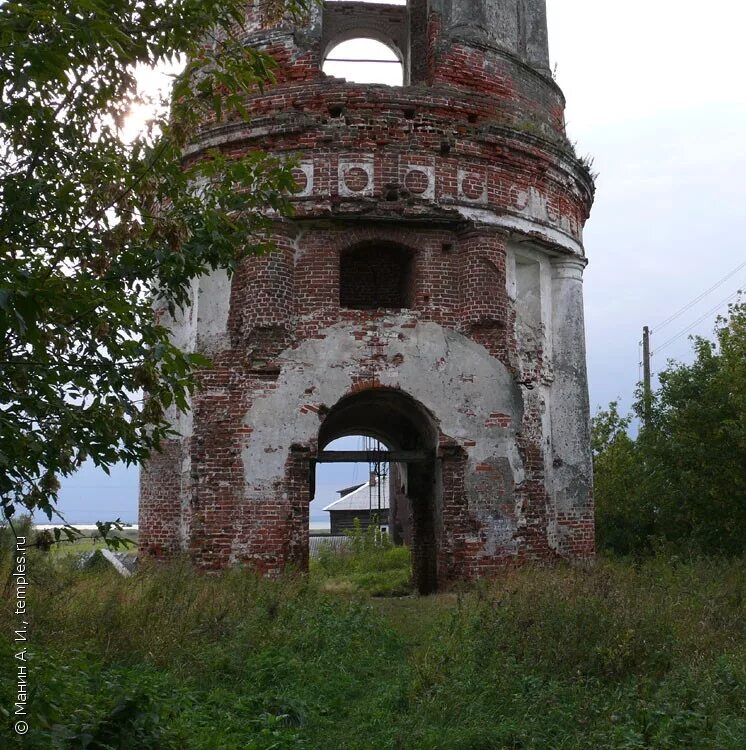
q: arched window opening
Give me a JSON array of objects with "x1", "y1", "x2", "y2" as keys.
[
  {"x1": 312, "y1": 435, "x2": 391, "y2": 537},
  {"x1": 340, "y1": 244, "x2": 414, "y2": 310},
  {"x1": 322, "y1": 38, "x2": 403, "y2": 86}
]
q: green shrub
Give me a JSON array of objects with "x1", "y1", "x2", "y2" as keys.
[{"x1": 0, "y1": 515, "x2": 33, "y2": 578}]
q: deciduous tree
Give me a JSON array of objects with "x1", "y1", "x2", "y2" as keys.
[
  {"x1": 0, "y1": 0, "x2": 307, "y2": 526},
  {"x1": 593, "y1": 299, "x2": 746, "y2": 555}
]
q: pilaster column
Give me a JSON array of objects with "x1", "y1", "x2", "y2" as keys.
[
  {"x1": 521, "y1": 0, "x2": 551, "y2": 73},
  {"x1": 549, "y1": 256, "x2": 594, "y2": 559}
]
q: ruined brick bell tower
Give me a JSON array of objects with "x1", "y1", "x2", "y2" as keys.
[{"x1": 140, "y1": 0, "x2": 596, "y2": 592}]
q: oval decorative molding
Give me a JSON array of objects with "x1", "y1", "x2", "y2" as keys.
[
  {"x1": 461, "y1": 173, "x2": 483, "y2": 200},
  {"x1": 343, "y1": 166, "x2": 370, "y2": 193},
  {"x1": 404, "y1": 168, "x2": 429, "y2": 195},
  {"x1": 510, "y1": 186, "x2": 529, "y2": 211},
  {"x1": 291, "y1": 167, "x2": 308, "y2": 194}
]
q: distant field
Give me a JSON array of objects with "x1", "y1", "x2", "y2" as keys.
[
  {"x1": 1, "y1": 533, "x2": 745, "y2": 749},
  {"x1": 44, "y1": 527, "x2": 139, "y2": 557},
  {"x1": 43, "y1": 526, "x2": 333, "y2": 556}
]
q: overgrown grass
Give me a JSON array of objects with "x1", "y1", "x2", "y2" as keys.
[
  {"x1": 311, "y1": 522, "x2": 413, "y2": 596},
  {"x1": 1, "y1": 539, "x2": 745, "y2": 749}
]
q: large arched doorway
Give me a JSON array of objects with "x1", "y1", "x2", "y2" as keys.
[{"x1": 315, "y1": 388, "x2": 440, "y2": 594}]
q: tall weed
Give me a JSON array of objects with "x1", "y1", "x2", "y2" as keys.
[
  {"x1": 1, "y1": 554, "x2": 745, "y2": 748},
  {"x1": 312, "y1": 522, "x2": 412, "y2": 596}
]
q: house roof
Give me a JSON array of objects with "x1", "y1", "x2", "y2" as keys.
[
  {"x1": 336, "y1": 483, "x2": 365, "y2": 497},
  {"x1": 322, "y1": 480, "x2": 390, "y2": 512}
]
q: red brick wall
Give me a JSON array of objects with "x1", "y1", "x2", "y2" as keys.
[
  {"x1": 140, "y1": 228, "x2": 591, "y2": 586},
  {"x1": 139, "y1": 438, "x2": 184, "y2": 558},
  {"x1": 140, "y1": 1, "x2": 596, "y2": 587}
]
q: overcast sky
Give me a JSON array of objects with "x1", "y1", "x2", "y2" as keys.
[{"x1": 54, "y1": 0, "x2": 746, "y2": 524}]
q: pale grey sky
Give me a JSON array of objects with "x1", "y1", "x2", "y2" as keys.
[
  {"x1": 550, "y1": 0, "x2": 746, "y2": 406},
  {"x1": 55, "y1": 0, "x2": 746, "y2": 524}
]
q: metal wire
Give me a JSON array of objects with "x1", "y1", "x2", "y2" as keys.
[
  {"x1": 324, "y1": 58, "x2": 400, "y2": 63},
  {"x1": 653, "y1": 260, "x2": 746, "y2": 332},
  {"x1": 652, "y1": 289, "x2": 741, "y2": 357}
]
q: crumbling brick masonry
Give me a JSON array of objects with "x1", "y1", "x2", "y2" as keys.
[{"x1": 140, "y1": 0, "x2": 596, "y2": 593}]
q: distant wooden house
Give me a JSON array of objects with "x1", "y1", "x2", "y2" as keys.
[{"x1": 323, "y1": 477, "x2": 390, "y2": 535}]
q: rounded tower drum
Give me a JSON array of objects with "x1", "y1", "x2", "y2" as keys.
[{"x1": 139, "y1": 0, "x2": 596, "y2": 592}]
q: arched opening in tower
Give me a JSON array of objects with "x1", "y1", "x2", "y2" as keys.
[
  {"x1": 322, "y1": 38, "x2": 403, "y2": 86},
  {"x1": 339, "y1": 243, "x2": 414, "y2": 310},
  {"x1": 312, "y1": 388, "x2": 439, "y2": 594},
  {"x1": 313, "y1": 434, "x2": 393, "y2": 543}
]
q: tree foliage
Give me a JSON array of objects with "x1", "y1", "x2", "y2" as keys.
[
  {"x1": 591, "y1": 402, "x2": 652, "y2": 555},
  {"x1": 593, "y1": 299, "x2": 746, "y2": 555},
  {"x1": 0, "y1": 0, "x2": 308, "y2": 523}
]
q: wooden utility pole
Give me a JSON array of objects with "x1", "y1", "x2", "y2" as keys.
[{"x1": 642, "y1": 325, "x2": 652, "y2": 425}]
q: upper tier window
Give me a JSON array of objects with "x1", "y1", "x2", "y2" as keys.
[
  {"x1": 340, "y1": 244, "x2": 414, "y2": 310},
  {"x1": 322, "y1": 39, "x2": 403, "y2": 86}
]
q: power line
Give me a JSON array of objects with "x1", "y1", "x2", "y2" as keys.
[
  {"x1": 652, "y1": 289, "x2": 741, "y2": 357},
  {"x1": 325, "y1": 58, "x2": 400, "y2": 64},
  {"x1": 652, "y1": 259, "x2": 746, "y2": 333}
]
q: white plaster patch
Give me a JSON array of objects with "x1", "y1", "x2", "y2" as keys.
[
  {"x1": 164, "y1": 277, "x2": 198, "y2": 354},
  {"x1": 456, "y1": 206, "x2": 585, "y2": 256},
  {"x1": 292, "y1": 161, "x2": 314, "y2": 197},
  {"x1": 483, "y1": 517, "x2": 517, "y2": 556},
  {"x1": 338, "y1": 158, "x2": 374, "y2": 197},
  {"x1": 164, "y1": 393, "x2": 193, "y2": 438},
  {"x1": 510, "y1": 185, "x2": 529, "y2": 211},
  {"x1": 549, "y1": 259, "x2": 593, "y2": 515},
  {"x1": 196, "y1": 268, "x2": 232, "y2": 356},
  {"x1": 240, "y1": 319, "x2": 526, "y2": 496}
]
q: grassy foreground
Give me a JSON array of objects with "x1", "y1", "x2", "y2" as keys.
[
  {"x1": 1, "y1": 544, "x2": 745, "y2": 749},
  {"x1": 311, "y1": 526, "x2": 413, "y2": 596}
]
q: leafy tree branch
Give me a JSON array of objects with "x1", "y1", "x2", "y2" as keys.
[{"x1": 0, "y1": 0, "x2": 311, "y2": 522}]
